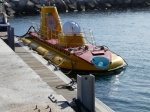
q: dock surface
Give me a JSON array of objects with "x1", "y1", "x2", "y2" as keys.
[
  {"x1": 15, "y1": 40, "x2": 76, "y2": 102},
  {"x1": 0, "y1": 36, "x2": 74, "y2": 112},
  {"x1": 0, "y1": 31, "x2": 115, "y2": 112}
]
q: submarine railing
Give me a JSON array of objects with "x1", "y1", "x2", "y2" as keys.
[
  {"x1": 83, "y1": 28, "x2": 96, "y2": 46},
  {"x1": 39, "y1": 25, "x2": 98, "y2": 48}
]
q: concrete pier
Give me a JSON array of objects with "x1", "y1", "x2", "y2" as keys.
[
  {"x1": 0, "y1": 36, "x2": 74, "y2": 112},
  {"x1": 0, "y1": 31, "x2": 115, "y2": 112}
]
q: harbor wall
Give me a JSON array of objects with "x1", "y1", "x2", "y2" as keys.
[{"x1": 3, "y1": 0, "x2": 150, "y2": 16}]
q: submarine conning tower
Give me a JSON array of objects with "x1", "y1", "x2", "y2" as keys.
[
  {"x1": 40, "y1": 6, "x2": 62, "y2": 39},
  {"x1": 40, "y1": 6, "x2": 87, "y2": 48}
]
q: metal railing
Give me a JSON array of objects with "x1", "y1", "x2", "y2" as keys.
[
  {"x1": 39, "y1": 25, "x2": 96, "y2": 48},
  {"x1": 83, "y1": 28, "x2": 96, "y2": 46}
]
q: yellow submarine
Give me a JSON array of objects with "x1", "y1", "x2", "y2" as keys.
[{"x1": 20, "y1": 6, "x2": 127, "y2": 73}]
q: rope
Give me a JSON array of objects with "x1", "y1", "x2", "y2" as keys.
[
  {"x1": 63, "y1": 54, "x2": 76, "y2": 75},
  {"x1": 56, "y1": 78, "x2": 76, "y2": 91},
  {"x1": 54, "y1": 58, "x2": 66, "y2": 67},
  {"x1": 52, "y1": 58, "x2": 66, "y2": 71},
  {"x1": 63, "y1": 70, "x2": 72, "y2": 75},
  {"x1": 15, "y1": 25, "x2": 38, "y2": 38}
]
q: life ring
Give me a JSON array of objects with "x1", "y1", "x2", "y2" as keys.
[{"x1": 46, "y1": 14, "x2": 58, "y2": 30}]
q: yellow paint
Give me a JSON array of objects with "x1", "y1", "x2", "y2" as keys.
[
  {"x1": 20, "y1": 6, "x2": 126, "y2": 72},
  {"x1": 21, "y1": 38, "x2": 31, "y2": 45},
  {"x1": 40, "y1": 6, "x2": 62, "y2": 39},
  {"x1": 21, "y1": 37, "x2": 126, "y2": 71},
  {"x1": 36, "y1": 46, "x2": 49, "y2": 55},
  {"x1": 40, "y1": 6, "x2": 87, "y2": 48},
  {"x1": 58, "y1": 33, "x2": 87, "y2": 47}
]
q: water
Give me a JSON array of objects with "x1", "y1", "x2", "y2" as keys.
[{"x1": 10, "y1": 8, "x2": 150, "y2": 112}]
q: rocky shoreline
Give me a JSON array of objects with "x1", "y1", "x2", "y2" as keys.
[{"x1": 3, "y1": 0, "x2": 150, "y2": 16}]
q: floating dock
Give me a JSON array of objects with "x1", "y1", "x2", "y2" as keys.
[{"x1": 0, "y1": 31, "x2": 114, "y2": 112}]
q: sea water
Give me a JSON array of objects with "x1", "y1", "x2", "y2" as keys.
[{"x1": 10, "y1": 8, "x2": 150, "y2": 112}]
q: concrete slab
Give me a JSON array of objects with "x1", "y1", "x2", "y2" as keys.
[{"x1": 0, "y1": 39, "x2": 74, "y2": 112}]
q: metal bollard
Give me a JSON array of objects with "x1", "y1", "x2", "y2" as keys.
[
  {"x1": 77, "y1": 74, "x2": 95, "y2": 112},
  {"x1": 7, "y1": 27, "x2": 14, "y2": 51}
]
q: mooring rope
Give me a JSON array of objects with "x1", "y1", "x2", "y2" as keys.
[
  {"x1": 15, "y1": 25, "x2": 38, "y2": 38},
  {"x1": 56, "y1": 78, "x2": 76, "y2": 91}
]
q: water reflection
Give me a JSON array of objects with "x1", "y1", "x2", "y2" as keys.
[
  {"x1": 95, "y1": 70, "x2": 124, "y2": 82},
  {"x1": 64, "y1": 67, "x2": 126, "y2": 81}
]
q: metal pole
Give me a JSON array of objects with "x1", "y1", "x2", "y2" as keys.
[
  {"x1": 48, "y1": 0, "x2": 51, "y2": 6},
  {"x1": 7, "y1": 27, "x2": 14, "y2": 51}
]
